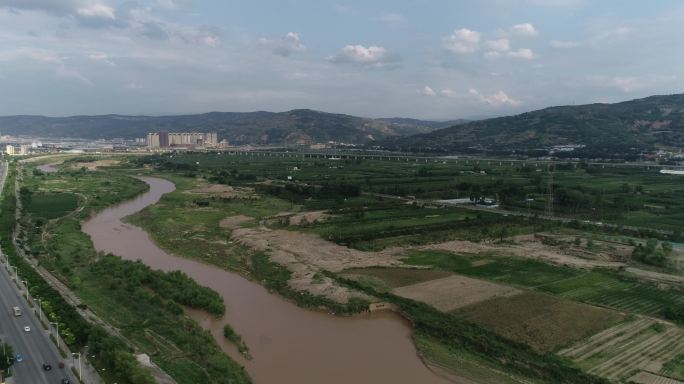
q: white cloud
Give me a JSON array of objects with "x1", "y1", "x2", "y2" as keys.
[
  {"x1": 329, "y1": 44, "x2": 399, "y2": 67},
  {"x1": 484, "y1": 51, "x2": 501, "y2": 59},
  {"x1": 0, "y1": 0, "x2": 80, "y2": 15},
  {"x1": 440, "y1": 88, "x2": 457, "y2": 98},
  {"x1": 508, "y1": 48, "x2": 535, "y2": 59},
  {"x1": 56, "y1": 64, "x2": 91, "y2": 85},
  {"x1": 419, "y1": 85, "x2": 436, "y2": 96},
  {"x1": 444, "y1": 28, "x2": 480, "y2": 54},
  {"x1": 377, "y1": 12, "x2": 406, "y2": 27},
  {"x1": 76, "y1": 3, "x2": 115, "y2": 19},
  {"x1": 485, "y1": 39, "x2": 510, "y2": 51},
  {"x1": 550, "y1": 40, "x2": 579, "y2": 48},
  {"x1": 511, "y1": 23, "x2": 538, "y2": 37},
  {"x1": 469, "y1": 88, "x2": 521, "y2": 106},
  {"x1": 259, "y1": 32, "x2": 306, "y2": 57},
  {"x1": 156, "y1": 0, "x2": 193, "y2": 9},
  {"x1": 88, "y1": 51, "x2": 115, "y2": 66}
]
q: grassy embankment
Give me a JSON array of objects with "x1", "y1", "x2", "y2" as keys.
[{"x1": 19, "y1": 159, "x2": 250, "y2": 384}]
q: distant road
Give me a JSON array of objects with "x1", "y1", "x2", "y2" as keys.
[
  {"x1": 221, "y1": 149, "x2": 684, "y2": 170},
  {"x1": 0, "y1": 162, "x2": 77, "y2": 384}
]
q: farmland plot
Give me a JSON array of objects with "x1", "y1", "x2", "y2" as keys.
[
  {"x1": 559, "y1": 316, "x2": 684, "y2": 381},
  {"x1": 454, "y1": 291, "x2": 624, "y2": 352},
  {"x1": 392, "y1": 274, "x2": 521, "y2": 312}
]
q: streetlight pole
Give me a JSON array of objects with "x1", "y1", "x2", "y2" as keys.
[
  {"x1": 21, "y1": 280, "x2": 29, "y2": 301},
  {"x1": 34, "y1": 297, "x2": 42, "y2": 322},
  {"x1": 72, "y1": 352, "x2": 82, "y2": 381},
  {"x1": 50, "y1": 322, "x2": 60, "y2": 349}
]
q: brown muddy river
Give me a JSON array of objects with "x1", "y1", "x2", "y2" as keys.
[{"x1": 82, "y1": 177, "x2": 455, "y2": 384}]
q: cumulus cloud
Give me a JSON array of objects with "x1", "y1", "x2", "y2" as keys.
[
  {"x1": 0, "y1": 0, "x2": 80, "y2": 15},
  {"x1": 444, "y1": 28, "x2": 480, "y2": 53},
  {"x1": 508, "y1": 48, "x2": 535, "y2": 59},
  {"x1": 56, "y1": 64, "x2": 92, "y2": 85},
  {"x1": 469, "y1": 88, "x2": 521, "y2": 106},
  {"x1": 259, "y1": 32, "x2": 306, "y2": 57},
  {"x1": 511, "y1": 23, "x2": 538, "y2": 36},
  {"x1": 440, "y1": 88, "x2": 458, "y2": 98},
  {"x1": 419, "y1": 85, "x2": 436, "y2": 96},
  {"x1": 485, "y1": 39, "x2": 510, "y2": 51},
  {"x1": 329, "y1": 44, "x2": 399, "y2": 67},
  {"x1": 156, "y1": 0, "x2": 193, "y2": 9},
  {"x1": 76, "y1": 3, "x2": 115, "y2": 19}
]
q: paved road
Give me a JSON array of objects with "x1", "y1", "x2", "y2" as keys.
[
  {"x1": 0, "y1": 162, "x2": 77, "y2": 384},
  {"x1": 0, "y1": 260, "x2": 77, "y2": 383}
]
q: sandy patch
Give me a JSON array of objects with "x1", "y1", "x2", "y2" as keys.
[
  {"x1": 392, "y1": 275, "x2": 520, "y2": 312},
  {"x1": 72, "y1": 159, "x2": 121, "y2": 170},
  {"x1": 219, "y1": 215, "x2": 254, "y2": 229},
  {"x1": 190, "y1": 183, "x2": 255, "y2": 199},
  {"x1": 230, "y1": 224, "x2": 403, "y2": 303},
  {"x1": 288, "y1": 210, "x2": 329, "y2": 225},
  {"x1": 422, "y1": 238, "x2": 624, "y2": 270}
]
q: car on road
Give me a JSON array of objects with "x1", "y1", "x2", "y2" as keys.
[
  {"x1": 43, "y1": 362, "x2": 52, "y2": 371},
  {"x1": 24, "y1": 325, "x2": 31, "y2": 332},
  {"x1": 61, "y1": 378, "x2": 71, "y2": 384},
  {"x1": 16, "y1": 353, "x2": 23, "y2": 362}
]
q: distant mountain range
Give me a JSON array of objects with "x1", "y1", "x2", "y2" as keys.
[
  {"x1": 0, "y1": 109, "x2": 466, "y2": 145},
  {"x1": 384, "y1": 93, "x2": 684, "y2": 158}
]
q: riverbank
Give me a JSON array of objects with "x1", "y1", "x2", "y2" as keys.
[
  {"x1": 102, "y1": 176, "x2": 453, "y2": 384},
  {"x1": 17, "y1": 160, "x2": 251, "y2": 384}
]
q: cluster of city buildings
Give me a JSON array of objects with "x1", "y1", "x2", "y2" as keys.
[
  {"x1": 146, "y1": 132, "x2": 223, "y2": 149},
  {"x1": 6, "y1": 144, "x2": 32, "y2": 156}
]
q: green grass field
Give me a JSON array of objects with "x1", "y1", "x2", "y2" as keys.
[
  {"x1": 539, "y1": 271, "x2": 684, "y2": 318},
  {"x1": 133, "y1": 152, "x2": 684, "y2": 235},
  {"x1": 404, "y1": 250, "x2": 581, "y2": 287},
  {"x1": 25, "y1": 192, "x2": 79, "y2": 219}
]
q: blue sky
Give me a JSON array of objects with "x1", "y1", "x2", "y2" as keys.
[{"x1": 0, "y1": 0, "x2": 683, "y2": 119}]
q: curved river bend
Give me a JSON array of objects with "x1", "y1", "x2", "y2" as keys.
[{"x1": 82, "y1": 177, "x2": 453, "y2": 384}]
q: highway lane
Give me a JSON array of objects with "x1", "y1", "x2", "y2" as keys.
[
  {"x1": 0, "y1": 260, "x2": 75, "y2": 384},
  {"x1": 0, "y1": 161, "x2": 76, "y2": 384},
  {"x1": 0, "y1": 260, "x2": 76, "y2": 383}
]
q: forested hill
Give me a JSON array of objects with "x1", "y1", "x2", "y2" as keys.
[
  {"x1": 385, "y1": 93, "x2": 684, "y2": 158},
  {"x1": 0, "y1": 109, "x2": 463, "y2": 145}
]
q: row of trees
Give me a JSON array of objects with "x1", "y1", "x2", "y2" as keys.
[
  {"x1": 632, "y1": 238, "x2": 673, "y2": 267},
  {"x1": 90, "y1": 255, "x2": 226, "y2": 316}
]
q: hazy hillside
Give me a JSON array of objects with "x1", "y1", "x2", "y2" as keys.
[
  {"x1": 0, "y1": 109, "x2": 461, "y2": 145},
  {"x1": 386, "y1": 93, "x2": 684, "y2": 157}
]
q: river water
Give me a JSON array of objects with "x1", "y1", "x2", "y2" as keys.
[{"x1": 82, "y1": 177, "x2": 454, "y2": 384}]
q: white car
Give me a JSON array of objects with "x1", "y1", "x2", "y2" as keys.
[{"x1": 23, "y1": 326, "x2": 31, "y2": 332}]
